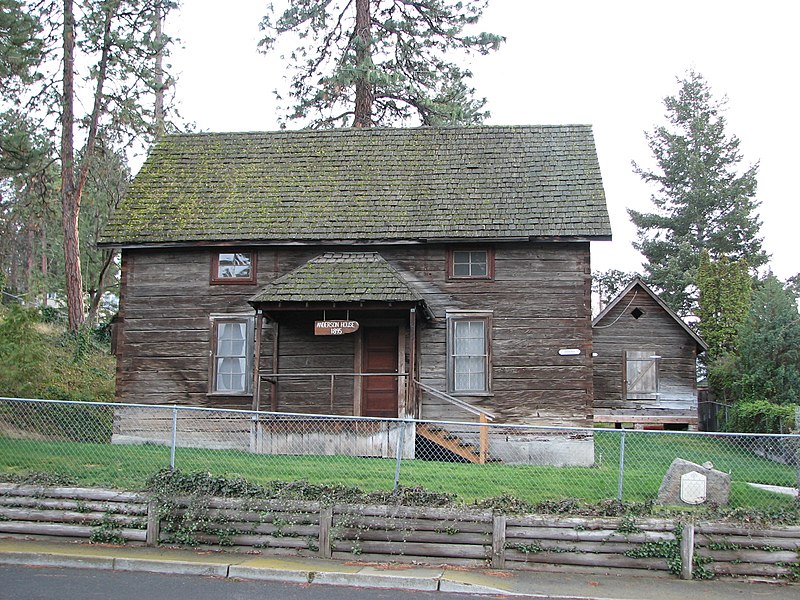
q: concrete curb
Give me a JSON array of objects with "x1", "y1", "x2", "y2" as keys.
[
  {"x1": 227, "y1": 565, "x2": 314, "y2": 584},
  {"x1": 3, "y1": 543, "x2": 797, "y2": 600},
  {"x1": 113, "y1": 557, "x2": 230, "y2": 577},
  {"x1": 315, "y1": 570, "x2": 441, "y2": 592},
  {"x1": 0, "y1": 552, "x2": 115, "y2": 571},
  {"x1": 0, "y1": 550, "x2": 507, "y2": 595}
]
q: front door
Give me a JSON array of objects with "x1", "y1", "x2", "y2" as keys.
[{"x1": 361, "y1": 327, "x2": 399, "y2": 418}]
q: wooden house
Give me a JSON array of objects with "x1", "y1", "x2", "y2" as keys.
[
  {"x1": 99, "y1": 126, "x2": 611, "y2": 464},
  {"x1": 592, "y1": 278, "x2": 708, "y2": 430}
]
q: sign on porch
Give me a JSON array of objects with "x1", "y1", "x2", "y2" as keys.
[{"x1": 314, "y1": 320, "x2": 360, "y2": 336}]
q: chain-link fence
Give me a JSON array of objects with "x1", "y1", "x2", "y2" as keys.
[{"x1": 1, "y1": 397, "x2": 798, "y2": 510}]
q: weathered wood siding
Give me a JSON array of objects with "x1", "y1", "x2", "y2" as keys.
[
  {"x1": 117, "y1": 242, "x2": 593, "y2": 427},
  {"x1": 592, "y1": 287, "x2": 699, "y2": 414},
  {"x1": 404, "y1": 242, "x2": 593, "y2": 426},
  {"x1": 116, "y1": 247, "x2": 318, "y2": 409}
]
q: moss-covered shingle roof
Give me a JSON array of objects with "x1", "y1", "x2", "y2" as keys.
[
  {"x1": 249, "y1": 252, "x2": 422, "y2": 304},
  {"x1": 100, "y1": 126, "x2": 611, "y2": 246}
]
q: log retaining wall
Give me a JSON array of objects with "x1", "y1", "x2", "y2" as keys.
[{"x1": 0, "y1": 483, "x2": 797, "y2": 580}]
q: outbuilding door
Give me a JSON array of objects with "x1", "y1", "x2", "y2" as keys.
[
  {"x1": 624, "y1": 350, "x2": 660, "y2": 401},
  {"x1": 361, "y1": 327, "x2": 399, "y2": 417}
]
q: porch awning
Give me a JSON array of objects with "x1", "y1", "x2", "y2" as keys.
[{"x1": 248, "y1": 252, "x2": 429, "y2": 314}]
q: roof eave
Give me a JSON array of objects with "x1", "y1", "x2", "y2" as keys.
[
  {"x1": 249, "y1": 299, "x2": 433, "y2": 320},
  {"x1": 99, "y1": 233, "x2": 612, "y2": 250}
]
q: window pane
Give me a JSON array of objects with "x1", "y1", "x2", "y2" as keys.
[
  {"x1": 454, "y1": 356, "x2": 485, "y2": 392},
  {"x1": 454, "y1": 321, "x2": 485, "y2": 355},
  {"x1": 217, "y1": 357, "x2": 246, "y2": 392},
  {"x1": 218, "y1": 252, "x2": 251, "y2": 279},
  {"x1": 453, "y1": 262, "x2": 471, "y2": 277},
  {"x1": 451, "y1": 250, "x2": 487, "y2": 278},
  {"x1": 218, "y1": 322, "x2": 246, "y2": 357}
]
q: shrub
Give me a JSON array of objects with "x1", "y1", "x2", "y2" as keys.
[
  {"x1": 727, "y1": 400, "x2": 799, "y2": 434},
  {"x1": 0, "y1": 304, "x2": 115, "y2": 442}
]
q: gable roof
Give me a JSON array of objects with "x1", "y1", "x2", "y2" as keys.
[
  {"x1": 100, "y1": 126, "x2": 611, "y2": 247},
  {"x1": 249, "y1": 252, "x2": 423, "y2": 305},
  {"x1": 592, "y1": 277, "x2": 708, "y2": 352}
]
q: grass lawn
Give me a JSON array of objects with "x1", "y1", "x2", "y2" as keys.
[{"x1": 1, "y1": 430, "x2": 797, "y2": 510}]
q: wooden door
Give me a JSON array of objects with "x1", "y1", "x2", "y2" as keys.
[
  {"x1": 361, "y1": 327, "x2": 399, "y2": 418},
  {"x1": 625, "y1": 350, "x2": 660, "y2": 400}
]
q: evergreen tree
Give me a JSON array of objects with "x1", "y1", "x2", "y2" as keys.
[
  {"x1": 0, "y1": 0, "x2": 42, "y2": 93},
  {"x1": 724, "y1": 275, "x2": 800, "y2": 406},
  {"x1": 696, "y1": 251, "x2": 752, "y2": 360},
  {"x1": 629, "y1": 71, "x2": 767, "y2": 316},
  {"x1": 259, "y1": 0, "x2": 504, "y2": 128}
]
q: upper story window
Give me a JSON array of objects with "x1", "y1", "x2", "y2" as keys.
[
  {"x1": 447, "y1": 248, "x2": 494, "y2": 280},
  {"x1": 211, "y1": 251, "x2": 257, "y2": 284}
]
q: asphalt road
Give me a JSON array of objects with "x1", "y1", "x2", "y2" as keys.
[{"x1": 0, "y1": 565, "x2": 507, "y2": 600}]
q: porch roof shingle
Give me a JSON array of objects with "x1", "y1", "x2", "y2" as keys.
[
  {"x1": 100, "y1": 126, "x2": 611, "y2": 246},
  {"x1": 249, "y1": 252, "x2": 423, "y2": 304}
]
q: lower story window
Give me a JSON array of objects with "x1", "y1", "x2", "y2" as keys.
[
  {"x1": 447, "y1": 312, "x2": 492, "y2": 394},
  {"x1": 210, "y1": 316, "x2": 254, "y2": 394}
]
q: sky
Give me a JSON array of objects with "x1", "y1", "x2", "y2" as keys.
[{"x1": 164, "y1": 0, "x2": 798, "y2": 281}]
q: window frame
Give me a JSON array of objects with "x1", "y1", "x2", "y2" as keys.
[
  {"x1": 446, "y1": 311, "x2": 493, "y2": 396},
  {"x1": 208, "y1": 314, "x2": 255, "y2": 396},
  {"x1": 210, "y1": 250, "x2": 257, "y2": 285},
  {"x1": 446, "y1": 247, "x2": 494, "y2": 281}
]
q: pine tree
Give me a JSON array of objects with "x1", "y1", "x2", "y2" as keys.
[
  {"x1": 0, "y1": 0, "x2": 42, "y2": 93},
  {"x1": 629, "y1": 71, "x2": 767, "y2": 316},
  {"x1": 259, "y1": 0, "x2": 504, "y2": 128},
  {"x1": 9, "y1": 0, "x2": 178, "y2": 330}
]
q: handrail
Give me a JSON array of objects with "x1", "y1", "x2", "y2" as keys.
[
  {"x1": 415, "y1": 381, "x2": 495, "y2": 421},
  {"x1": 259, "y1": 372, "x2": 408, "y2": 381}
]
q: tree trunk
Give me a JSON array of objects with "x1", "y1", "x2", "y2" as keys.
[
  {"x1": 352, "y1": 0, "x2": 373, "y2": 127},
  {"x1": 61, "y1": 0, "x2": 84, "y2": 330},
  {"x1": 26, "y1": 227, "x2": 34, "y2": 294},
  {"x1": 40, "y1": 223, "x2": 47, "y2": 306},
  {"x1": 87, "y1": 248, "x2": 116, "y2": 325},
  {"x1": 153, "y1": 3, "x2": 165, "y2": 138}
]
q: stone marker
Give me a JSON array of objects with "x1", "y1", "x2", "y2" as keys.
[{"x1": 657, "y1": 458, "x2": 730, "y2": 505}]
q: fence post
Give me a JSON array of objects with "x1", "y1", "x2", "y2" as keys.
[
  {"x1": 479, "y1": 413, "x2": 489, "y2": 464},
  {"x1": 319, "y1": 506, "x2": 333, "y2": 559},
  {"x1": 491, "y1": 514, "x2": 506, "y2": 568},
  {"x1": 393, "y1": 420, "x2": 407, "y2": 491},
  {"x1": 796, "y1": 408, "x2": 800, "y2": 491},
  {"x1": 617, "y1": 431, "x2": 626, "y2": 501},
  {"x1": 170, "y1": 405, "x2": 178, "y2": 471},
  {"x1": 680, "y1": 523, "x2": 695, "y2": 580},
  {"x1": 146, "y1": 499, "x2": 160, "y2": 547}
]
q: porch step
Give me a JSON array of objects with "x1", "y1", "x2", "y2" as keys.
[{"x1": 416, "y1": 424, "x2": 496, "y2": 465}]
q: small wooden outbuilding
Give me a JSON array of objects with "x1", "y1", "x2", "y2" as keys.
[{"x1": 592, "y1": 278, "x2": 708, "y2": 430}]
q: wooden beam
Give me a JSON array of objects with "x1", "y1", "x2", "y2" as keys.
[
  {"x1": 252, "y1": 311, "x2": 262, "y2": 412},
  {"x1": 271, "y1": 320, "x2": 279, "y2": 411}
]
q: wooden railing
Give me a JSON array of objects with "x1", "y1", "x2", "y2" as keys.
[
  {"x1": 415, "y1": 381, "x2": 495, "y2": 463},
  {"x1": 256, "y1": 371, "x2": 409, "y2": 413}
]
